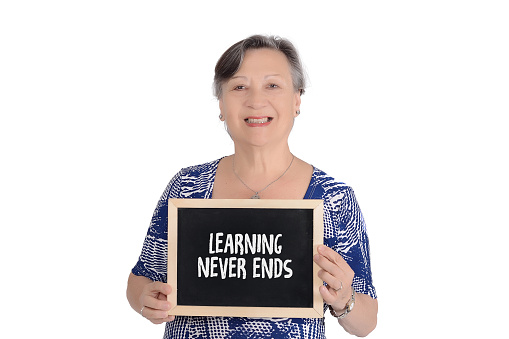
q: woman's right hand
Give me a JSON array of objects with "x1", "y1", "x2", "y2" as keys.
[{"x1": 139, "y1": 281, "x2": 175, "y2": 324}]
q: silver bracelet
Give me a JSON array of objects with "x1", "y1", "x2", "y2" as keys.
[{"x1": 329, "y1": 289, "x2": 356, "y2": 319}]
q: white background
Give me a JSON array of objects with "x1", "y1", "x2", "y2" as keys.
[{"x1": 1, "y1": 1, "x2": 508, "y2": 338}]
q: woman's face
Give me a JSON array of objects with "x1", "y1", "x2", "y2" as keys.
[{"x1": 219, "y1": 48, "x2": 301, "y2": 149}]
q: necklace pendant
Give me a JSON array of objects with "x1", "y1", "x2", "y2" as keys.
[{"x1": 251, "y1": 193, "x2": 260, "y2": 199}]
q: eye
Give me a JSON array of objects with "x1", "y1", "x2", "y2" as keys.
[
  {"x1": 233, "y1": 85, "x2": 246, "y2": 91},
  {"x1": 268, "y1": 83, "x2": 279, "y2": 89}
]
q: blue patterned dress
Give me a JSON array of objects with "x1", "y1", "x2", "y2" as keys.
[{"x1": 132, "y1": 158, "x2": 377, "y2": 338}]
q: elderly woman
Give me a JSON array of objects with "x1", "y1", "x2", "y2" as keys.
[{"x1": 127, "y1": 35, "x2": 378, "y2": 338}]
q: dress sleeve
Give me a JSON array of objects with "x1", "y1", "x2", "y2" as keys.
[
  {"x1": 326, "y1": 186, "x2": 377, "y2": 299},
  {"x1": 131, "y1": 171, "x2": 182, "y2": 282}
]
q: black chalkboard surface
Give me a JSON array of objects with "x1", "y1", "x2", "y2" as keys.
[{"x1": 167, "y1": 199, "x2": 324, "y2": 318}]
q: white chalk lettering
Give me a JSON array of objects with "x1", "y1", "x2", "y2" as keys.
[
  {"x1": 274, "y1": 258, "x2": 283, "y2": 278},
  {"x1": 215, "y1": 233, "x2": 224, "y2": 253},
  {"x1": 252, "y1": 258, "x2": 294, "y2": 279},
  {"x1": 224, "y1": 234, "x2": 234, "y2": 255},
  {"x1": 198, "y1": 257, "x2": 209, "y2": 278},
  {"x1": 274, "y1": 234, "x2": 282, "y2": 254},
  {"x1": 283, "y1": 259, "x2": 293, "y2": 278},
  {"x1": 219, "y1": 256, "x2": 228, "y2": 279},
  {"x1": 210, "y1": 256, "x2": 219, "y2": 277},
  {"x1": 245, "y1": 234, "x2": 256, "y2": 254},
  {"x1": 198, "y1": 256, "x2": 248, "y2": 279},
  {"x1": 200, "y1": 233, "x2": 292, "y2": 280},
  {"x1": 208, "y1": 233, "x2": 215, "y2": 254},
  {"x1": 261, "y1": 257, "x2": 273, "y2": 278},
  {"x1": 235, "y1": 233, "x2": 244, "y2": 255},
  {"x1": 228, "y1": 256, "x2": 236, "y2": 278},
  {"x1": 238, "y1": 257, "x2": 246, "y2": 279},
  {"x1": 252, "y1": 257, "x2": 261, "y2": 278},
  {"x1": 208, "y1": 233, "x2": 284, "y2": 255}
]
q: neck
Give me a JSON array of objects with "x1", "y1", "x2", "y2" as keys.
[{"x1": 232, "y1": 144, "x2": 294, "y2": 177}]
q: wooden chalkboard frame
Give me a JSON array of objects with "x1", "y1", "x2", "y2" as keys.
[{"x1": 167, "y1": 199, "x2": 324, "y2": 318}]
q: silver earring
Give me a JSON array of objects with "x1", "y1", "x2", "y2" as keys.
[
  {"x1": 296, "y1": 110, "x2": 300, "y2": 115},
  {"x1": 219, "y1": 114, "x2": 223, "y2": 120}
]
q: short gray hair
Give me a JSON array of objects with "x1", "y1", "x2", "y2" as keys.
[{"x1": 213, "y1": 35, "x2": 306, "y2": 99}]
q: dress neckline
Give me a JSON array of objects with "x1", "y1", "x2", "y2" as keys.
[{"x1": 207, "y1": 157, "x2": 317, "y2": 200}]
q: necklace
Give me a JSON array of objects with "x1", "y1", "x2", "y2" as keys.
[{"x1": 232, "y1": 154, "x2": 295, "y2": 199}]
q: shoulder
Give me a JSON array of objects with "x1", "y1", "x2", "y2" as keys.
[
  {"x1": 179, "y1": 158, "x2": 222, "y2": 177},
  {"x1": 169, "y1": 158, "x2": 222, "y2": 199},
  {"x1": 308, "y1": 167, "x2": 355, "y2": 205}
]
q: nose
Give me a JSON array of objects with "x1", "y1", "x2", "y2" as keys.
[{"x1": 245, "y1": 87, "x2": 267, "y2": 110}]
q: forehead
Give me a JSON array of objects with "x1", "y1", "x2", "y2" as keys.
[{"x1": 235, "y1": 48, "x2": 292, "y2": 77}]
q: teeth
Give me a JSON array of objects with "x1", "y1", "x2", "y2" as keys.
[{"x1": 246, "y1": 118, "x2": 270, "y2": 123}]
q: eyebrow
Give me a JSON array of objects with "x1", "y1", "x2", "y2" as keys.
[
  {"x1": 229, "y1": 74, "x2": 284, "y2": 81},
  {"x1": 264, "y1": 74, "x2": 282, "y2": 79},
  {"x1": 230, "y1": 76, "x2": 247, "y2": 80}
]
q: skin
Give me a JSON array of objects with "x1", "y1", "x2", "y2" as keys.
[
  {"x1": 314, "y1": 245, "x2": 378, "y2": 337},
  {"x1": 218, "y1": 48, "x2": 301, "y2": 151},
  {"x1": 126, "y1": 48, "x2": 377, "y2": 336},
  {"x1": 212, "y1": 48, "x2": 310, "y2": 200}
]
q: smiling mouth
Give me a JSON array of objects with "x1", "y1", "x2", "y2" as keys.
[{"x1": 245, "y1": 117, "x2": 273, "y2": 124}]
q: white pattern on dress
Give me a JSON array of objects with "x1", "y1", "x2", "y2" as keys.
[{"x1": 133, "y1": 158, "x2": 376, "y2": 339}]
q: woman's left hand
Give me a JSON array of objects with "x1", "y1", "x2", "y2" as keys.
[{"x1": 313, "y1": 245, "x2": 355, "y2": 312}]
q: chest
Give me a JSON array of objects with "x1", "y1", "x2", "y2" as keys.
[{"x1": 211, "y1": 163, "x2": 313, "y2": 200}]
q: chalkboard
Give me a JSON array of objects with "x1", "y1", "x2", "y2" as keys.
[{"x1": 167, "y1": 199, "x2": 324, "y2": 318}]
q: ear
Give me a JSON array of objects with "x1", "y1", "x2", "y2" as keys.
[
  {"x1": 293, "y1": 91, "x2": 302, "y2": 117},
  {"x1": 219, "y1": 98, "x2": 225, "y2": 121}
]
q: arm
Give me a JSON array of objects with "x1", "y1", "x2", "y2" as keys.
[
  {"x1": 127, "y1": 171, "x2": 185, "y2": 324},
  {"x1": 126, "y1": 273, "x2": 175, "y2": 324},
  {"x1": 336, "y1": 291, "x2": 378, "y2": 337},
  {"x1": 314, "y1": 245, "x2": 377, "y2": 337}
]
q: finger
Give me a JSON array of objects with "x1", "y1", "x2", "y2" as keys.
[
  {"x1": 142, "y1": 306, "x2": 170, "y2": 319},
  {"x1": 140, "y1": 282, "x2": 173, "y2": 313},
  {"x1": 151, "y1": 314, "x2": 176, "y2": 324},
  {"x1": 316, "y1": 246, "x2": 355, "y2": 280},
  {"x1": 141, "y1": 289, "x2": 172, "y2": 311},
  {"x1": 319, "y1": 285, "x2": 352, "y2": 312},
  {"x1": 142, "y1": 295, "x2": 172, "y2": 312},
  {"x1": 154, "y1": 314, "x2": 175, "y2": 324},
  {"x1": 319, "y1": 285, "x2": 340, "y2": 306},
  {"x1": 317, "y1": 269, "x2": 343, "y2": 292},
  {"x1": 157, "y1": 292, "x2": 168, "y2": 301},
  {"x1": 317, "y1": 245, "x2": 348, "y2": 268},
  {"x1": 314, "y1": 253, "x2": 344, "y2": 282},
  {"x1": 150, "y1": 281, "x2": 172, "y2": 296},
  {"x1": 143, "y1": 307, "x2": 176, "y2": 324}
]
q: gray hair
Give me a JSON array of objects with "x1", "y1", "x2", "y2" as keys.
[{"x1": 213, "y1": 35, "x2": 306, "y2": 99}]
